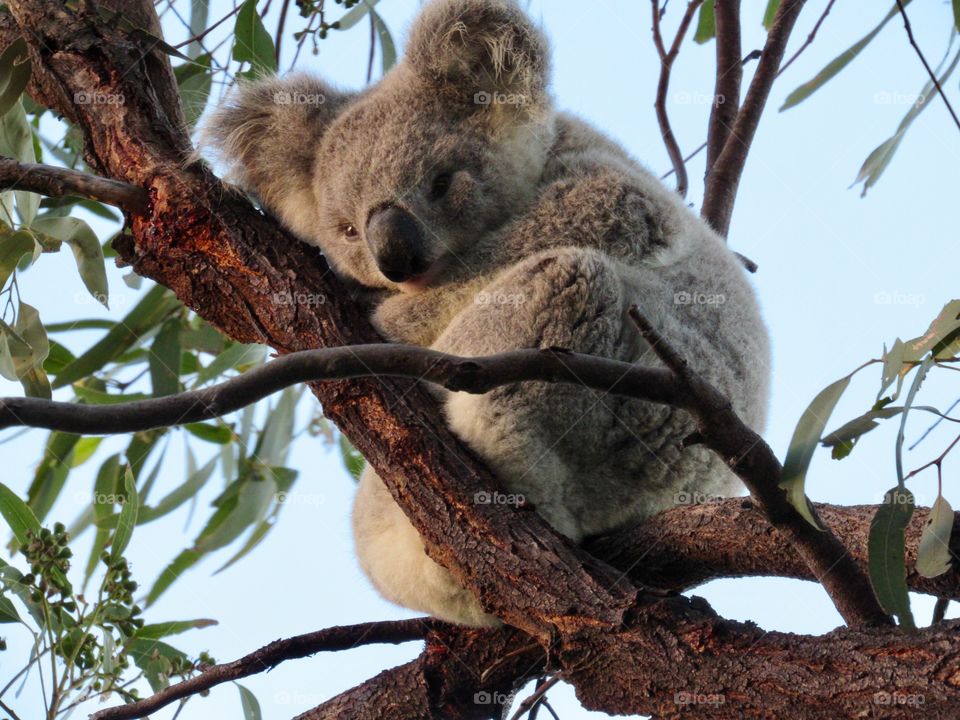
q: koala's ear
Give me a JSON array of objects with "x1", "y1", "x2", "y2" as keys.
[
  {"x1": 199, "y1": 73, "x2": 352, "y2": 239},
  {"x1": 405, "y1": 0, "x2": 550, "y2": 109}
]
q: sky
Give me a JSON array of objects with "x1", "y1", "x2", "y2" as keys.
[{"x1": 2, "y1": 1, "x2": 959, "y2": 718}]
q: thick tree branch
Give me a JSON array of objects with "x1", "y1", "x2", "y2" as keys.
[
  {"x1": 90, "y1": 618, "x2": 442, "y2": 720},
  {"x1": 705, "y1": 0, "x2": 742, "y2": 175},
  {"x1": 628, "y1": 307, "x2": 891, "y2": 627},
  {"x1": 590, "y1": 498, "x2": 960, "y2": 601},
  {"x1": 701, "y1": 0, "x2": 807, "y2": 236},
  {"x1": 0, "y1": 157, "x2": 148, "y2": 214}
]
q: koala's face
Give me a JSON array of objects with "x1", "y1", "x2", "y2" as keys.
[
  {"x1": 205, "y1": 0, "x2": 552, "y2": 293},
  {"x1": 312, "y1": 78, "x2": 550, "y2": 291}
]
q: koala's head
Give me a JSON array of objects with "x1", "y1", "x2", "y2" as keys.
[{"x1": 203, "y1": 0, "x2": 553, "y2": 291}]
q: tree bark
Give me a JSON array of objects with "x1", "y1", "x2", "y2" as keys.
[{"x1": 5, "y1": 3, "x2": 960, "y2": 718}]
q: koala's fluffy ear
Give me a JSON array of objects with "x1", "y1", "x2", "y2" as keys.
[
  {"x1": 405, "y1": 0, "x2": 550, "y2": 109},
  {"x1": 199, "y1": 74, "x2": 351, "y2": 239}
]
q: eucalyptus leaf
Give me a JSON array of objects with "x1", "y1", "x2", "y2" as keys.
[
  {"x1": 0, "y1": 481, "x2": 40, "y2": 546},
  {"x1": 370, "y1": 8, "x2": 396, "y2": 75},
  {"x1": 149, "y1": 317, "x2": 182, "y2": 396},
  {"x1": 762, "y1": 0, "x2": 780, "y2": 29},
  {"x1": 336, "y1": 0, "x2": 380, "y2": 30},
  {"x1": 110, "y1": 466, "x2": 139, "y2": 561},
  {"x1": 868, "y1": 488, "x2": 916, "y2": 629},
  {"x1": 237, "y1": 683, "x2": 263, "y2": 720},
  {"x1": 916, "y1": 495, "x2": 954, "y2": 578},
  {"x1": 32, "y1": 216, "x2": 109, "y2": 307},
  {"x1": 781, "y1": 2, "x2": 910, "y2": 111},
  {"x1": 693, "y1": 0, "x2": 715, "y2": 44},
  {"x1": 233, "y1": 0, "x2": 277, "y2": 75},
  {"x1": 0, "y1": 37, "x2": 32, "y2": 117}
]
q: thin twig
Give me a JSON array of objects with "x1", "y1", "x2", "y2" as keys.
[
  {"x1": 172, "y1": 4, "x2": 243, "y2": 51},
  {"x1": 777, "y1": 0, "x2": 837, "y2": 77},
  {"x1": 627, "y1": 304, "x2": 893, "y2": 628},
  {"x1": 510, "y1": 675, "x2": 563, "y2": 720},
  {"x1": 274, "y1": 0, "x2": 291, "y2": 66},
  {"x1": 894, "y1": 0, "x2": 960, "y2": 132},
  {"x1": 651, "y1": 0, "x2": 703, "y2": 198},
  {"x1": 90, "y1": 618, "x2": 440, "y2": 720},
  {"x1": 0, "y1": 158, "x2": 148, "y2": 214}
]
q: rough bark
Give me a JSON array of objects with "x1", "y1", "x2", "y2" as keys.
[{"x1": 6, "y1": 3, "x2": 960, "y2": 718}]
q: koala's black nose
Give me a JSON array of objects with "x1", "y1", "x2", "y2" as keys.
[{"x1": 365, "y1": 205, "x2": 429, "y2": 284}]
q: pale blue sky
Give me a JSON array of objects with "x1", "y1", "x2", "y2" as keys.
[{"x1": 2, "y1": 1, "x2": 959, "y2": 718}]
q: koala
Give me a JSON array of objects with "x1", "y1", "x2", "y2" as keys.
[{"x1": 203, "y1": 0, "x2": 770, "y2": 627}]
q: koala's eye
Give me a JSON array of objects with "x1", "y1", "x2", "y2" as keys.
[
  {"x1": 341, "y1": 223, "x2": 360, "y2": 241},
  {"x1": 429, "y1": 173, "x2": 453, "y2": 201}
]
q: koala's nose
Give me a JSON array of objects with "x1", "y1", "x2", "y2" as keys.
[{"x1": 365, "y1": 205, "x2": 430, "y2": 284}]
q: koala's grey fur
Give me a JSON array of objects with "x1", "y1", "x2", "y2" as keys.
[{"x1": 203, "y1": 0, "x2": 770, "y2": 627}]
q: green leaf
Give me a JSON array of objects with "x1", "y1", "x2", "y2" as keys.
[
  {"x1": 916, "y1": 495, "x2": 954, "y2": 578},
  {"x1": 0, "y1": 37, "x2": 32, "y2": 117},
  {"x1": 135, "y1": 617, "x2": 217, "y2": 639},
  {"x1": 0, "y1": 227, "x2": 37, "y2": 288},
  {"x1": 149, "y1": 317, "x2": 182, "y2": 396},
  {"x1": 139, "y1": 455, "x2": 217, "y2": 525},
  {"x1": 193, "y1": 342, "x2": 267, "y2": 387},
  {"x1": 233, "y1": 0, "x2": 277, "y2": 75},
  {"x1": 895, "y1": 357, "x2": 932, "y2": 485},
  {"x1": 194, "y1": 474, "x2": 276, "y2": 554},
  {"x1": 127, "y1": 638, "x2": 190, "y2": 692},
  {"x1": 955, "y1": 0, "x2": 960, "y2": 31},
  {"x1": 762, "y1": 0, "x2": 780, "y2": 29},
  {"x1": 780, "y1": 2, "x2": 909, "y2": 111},
  {"x1": 175, "y1": 53, "x2": 213, "y2": 126},
  {"x1": 780, "y1": 374, "x2": 856, "y2": 528},
  {"x1": 0, "y1": 481, "x2": 40, "y2": 545},
  {"x1": 53, "y1": 284, "x2": 180, "y2": 388},
  {"x1": 84, "y1": 454, "x2": 121, "y2": 588},
  {"x1": 43, "y1": 339, "x2": 76, "y2": 375},
  {"x1": 370, "y1": 9, "x2": 396, "y2": 75},
  {"x1": 146, "y1": 549, "x2": 201, "y2": 605},
  {"x1": 215, "y1": 518, "x2": 273, "y2": 574},
  {"x1": 32, "y1": 216, "x2": 109, "y2": 307},
  {"x1": 236, "y1": 683, "x2": 263, "y2": 720},
  {"x1": 184, "y1": 422, "x2": 234, "y2": 444},
  {"x1": 255, "y1": 387, "x2": 300, "y2": 466},
  {"x1": 0, "y1": 301, "x2": 51, "y2": 397},
  {"x1": 72, "y1": 384, "x2": 151, "y2": 404},
  {"x1": 868, "y1": 488, "x2": 916, "y2": 629},
  {"x1": 0, "y1": 101, "x2": 39, "y2": 225},
  {"x1": 339, "y1": 434, "x2": 364, "y2": 481},
  {"x1": 693, "y1": 0, "x2": 715, "y2": 43},
  {"x1": 0, "y1": 592, "x2": 21, "y2": 623},
  {"x1": 336, "y1": 0, "x2": 380, "y2": 30},
  {"x1": 45, "y1": 318, "x2": 116, "y2": 333},
  {"x1": 111, "y1": 466, "x2": 138, "y2": 561},
  {"x1": 188, "y1": 0, "x2": 210, "y2": 59},
  {"x1": 854, "y1": 47, "x2": 960, "y2": 196},
  {"x1": 26, "y1": 432, "x2": 80, "y2": 523}
]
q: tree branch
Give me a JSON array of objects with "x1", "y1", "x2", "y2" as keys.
[
  {"x1": 894, "y1": 0, "x2": 960, "y2": 133},
  {"x1": 589, "y1": 498, "x2": 960, "y2": 601},
  {"x1": 0, "y1": 157, "x2": 148, "y2": 214},
  {"x1": 776, "y1": 0, "x2": 837, "y2": 77},
  {"x1": 90, "y1": 618, "x2": 442, "y2": 720},
  {"x1": 651, "y1": 0, "x2": 703, "y2": 198},
  {"x1": 0, "y1": 344, "x2": 681, "y2": 434},
  {"x1": 701, "y1": 0, "x2": 807, "y2": 236},
  {"x1": 705, "y1": 0, "x2": 742, "y2": 175},
  {"x1": 628, "y1": 306, "x2": 892, "y2": 627}
]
